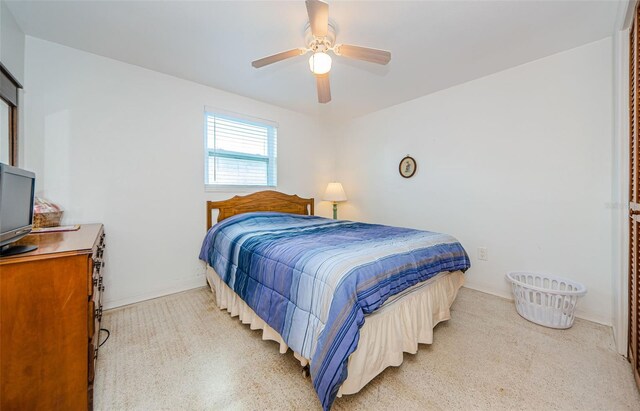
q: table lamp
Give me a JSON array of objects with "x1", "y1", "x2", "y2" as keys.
[{"x1": 323, "y1": 182, "x2": 347, "y2": 220}]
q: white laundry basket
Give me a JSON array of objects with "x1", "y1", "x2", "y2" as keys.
[{"x1": 506, "y1": 272, "x2": 587, "y2": 329}]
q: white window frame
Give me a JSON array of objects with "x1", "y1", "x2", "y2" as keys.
[{"x1": 204, "y1": 107, "x2": 278, "y2": 192}]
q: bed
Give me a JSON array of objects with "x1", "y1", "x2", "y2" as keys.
[{"x1": 199, "y1": 191, "x2": 470, "y2": 410}]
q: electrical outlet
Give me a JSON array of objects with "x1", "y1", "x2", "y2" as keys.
[{"x1": 478, "y1": 247, "x2": 488, "y2": 261}]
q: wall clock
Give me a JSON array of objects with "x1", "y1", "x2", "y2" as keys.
[{"x1": 399, "y1": 155, "x2": 417, "y2": 178}]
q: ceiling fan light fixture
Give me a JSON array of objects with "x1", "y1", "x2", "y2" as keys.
[
  {"x1": 309, "y1": 52, "x2": 332, "y2": 75},
  {"x1": 250, "y1": 0, "x2": 392, "y2": 104}
]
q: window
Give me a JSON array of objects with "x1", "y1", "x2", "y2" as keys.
[
  {"x1": 205, "y1": 110, "x2": 277, "y2": 187},
  {"x1": 0, "y1": 63, "x2": 21, "y2": 166}
]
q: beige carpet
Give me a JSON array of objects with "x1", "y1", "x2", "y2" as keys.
[{"x1": 94, "y1": 287, "x2": 640, "y2": 410}]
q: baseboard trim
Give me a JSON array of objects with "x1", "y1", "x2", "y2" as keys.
[
  {"x1": 462, "y1": 282, "x2": 613, "y2": 327},
  {"x1": 103, "y1": 276, "x2": 207, "y2": 310},
  {"x1": 103, "y1": 276, "x2": 613, "y2": 327}
]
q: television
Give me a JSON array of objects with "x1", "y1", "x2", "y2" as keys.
[{"x1": 0, "y1": 163, "x2": 37, "y2": 257}]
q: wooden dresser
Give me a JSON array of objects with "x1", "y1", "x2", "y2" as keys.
[{"x1": 0, "y1": 224, "x2": 106, "y2": 410}]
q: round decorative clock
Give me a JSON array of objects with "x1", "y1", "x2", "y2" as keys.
[{"x1": 399, "y1": 155, "x2": 417, "y2": 178}]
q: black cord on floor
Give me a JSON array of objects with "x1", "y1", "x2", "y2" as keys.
[{"x1": 99, "y1": 328, "x2": 110, "y2": 347}]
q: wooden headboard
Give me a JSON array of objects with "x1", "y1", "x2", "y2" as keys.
[{"x1": 206, "y1": 190, "x2": 315, "y2": 229}]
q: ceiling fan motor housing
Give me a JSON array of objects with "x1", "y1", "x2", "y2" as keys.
[{"x1": 304, "y1": 22, "x2": 336, "y2": 52}]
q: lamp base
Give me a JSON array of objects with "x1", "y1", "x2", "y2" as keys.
[{"x1": 332, "y1": 203, "x2": 338, "y2": 220}]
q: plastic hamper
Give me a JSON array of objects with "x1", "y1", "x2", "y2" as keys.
[{"x1": 506, "y1": 272, "x2": 587, "y2": 329}]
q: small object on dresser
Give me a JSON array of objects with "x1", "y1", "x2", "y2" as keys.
[
  {"x1": 31, "y1": 224, "x2": 80, "y2": 234},
  {"x1": 33, "y1": 197, "x2": 63, "y2": 228}
]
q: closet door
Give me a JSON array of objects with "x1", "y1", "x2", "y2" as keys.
[{"x1": 630, "y1": 4, "x2": 640, "y2": 389}]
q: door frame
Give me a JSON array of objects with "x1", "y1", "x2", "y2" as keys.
[
  {"x1": 615, "y1": 29, "x2": 630, "y2": 357},
  {"x1": 614, "y1": 0, "x2": 636, "y2": 357}
]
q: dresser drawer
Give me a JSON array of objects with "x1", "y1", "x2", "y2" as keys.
[
  {"x1": 88, "y1": 343, "x2": 97, "y2": 383},
  {"x1": 88, "y1": 300, "x2": 95, "y2": 339}
]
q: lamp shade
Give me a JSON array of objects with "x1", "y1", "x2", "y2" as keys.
[{"x1": 323, "y1": 182, "x2": 347, "y2": 202}]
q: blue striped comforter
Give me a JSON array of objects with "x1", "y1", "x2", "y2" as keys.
[{"x1": 199, "y1": 212, "x2": 470, "y2": 410}]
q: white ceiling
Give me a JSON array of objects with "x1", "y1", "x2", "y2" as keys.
[{"x1": 6, "y1": 0, "x2": 627, "y2": 121}]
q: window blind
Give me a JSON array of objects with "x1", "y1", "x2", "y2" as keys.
[{"x1": 205, "y1": 111, "x2": 277, "y2": 187}]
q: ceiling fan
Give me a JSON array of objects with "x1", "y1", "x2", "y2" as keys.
[{"x1": 251, "y1": 0, "x2": 391, "y2": 104}]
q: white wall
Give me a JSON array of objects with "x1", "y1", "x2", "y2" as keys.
[
  {"x1": 0, "y1": 0, "x2": 25, "y2": 166},
  {"x1": 0, "y1": 0, "x2": 24, "y2": 84},
  {"x1": 22, "y1": 35, "x2": 618, "y2": 324},
  {"x1": 23, "y1": 37, "x2": 335, "y2": 308},
  {"x1": 334, "y1": 38, "x2": 615, "y2": 325}
]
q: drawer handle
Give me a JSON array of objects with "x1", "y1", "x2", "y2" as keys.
[
  {"x1": 93, "y1": 278, "x2": 104, "y2": 293},
  {"x1": 95, "y1": 306, "x2": 103, "y2": 321}
]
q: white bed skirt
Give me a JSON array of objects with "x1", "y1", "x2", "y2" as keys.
[{"x1": 205, "y1": 266, "x2": 464, "y2": 396}]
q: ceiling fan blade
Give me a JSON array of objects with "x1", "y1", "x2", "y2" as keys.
[
  {"x1": 306, "y1": 0, "x2": 329, "y2": 37},
  {"x1": 335, "y1": 44, "x2": 391, "y2": 65},
  {"x1": 316, "y1": 73, "x2": 331, "y2": 104},
  {"x1": 252, "y1": 48, "x2": 306, "y2": 68}
]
